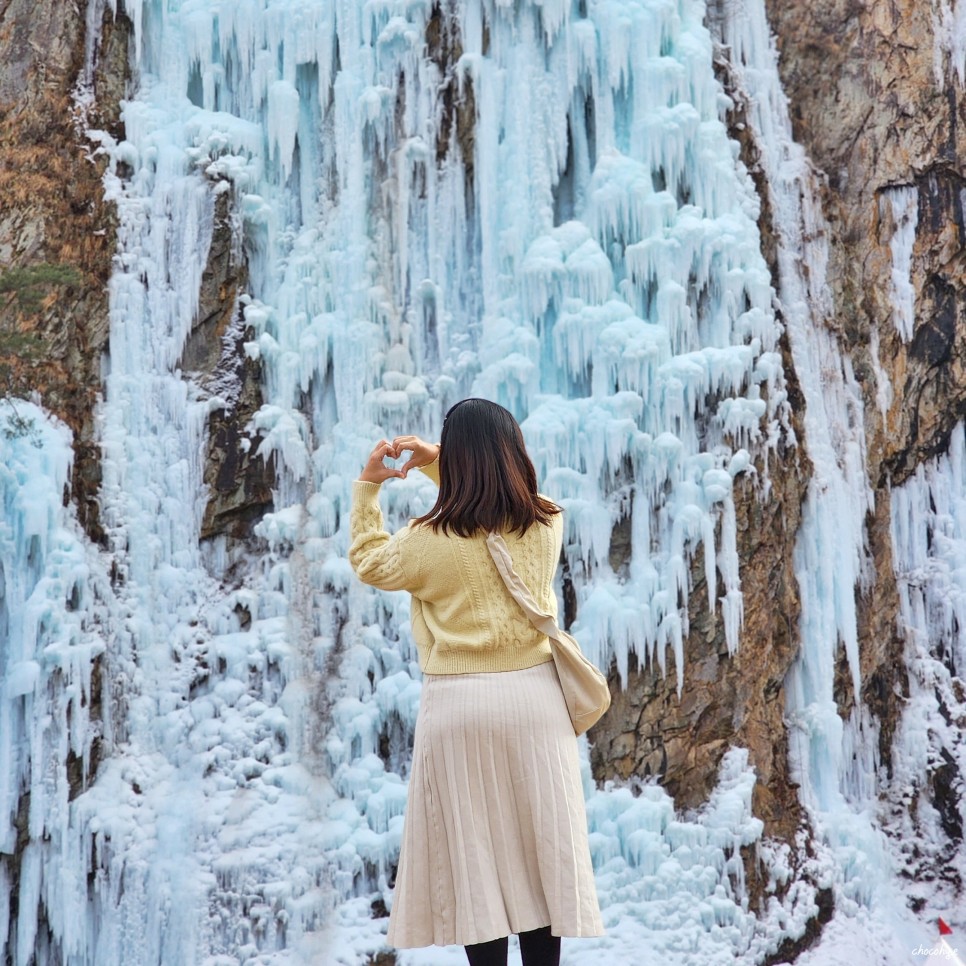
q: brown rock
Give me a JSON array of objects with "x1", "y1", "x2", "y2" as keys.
[
  {"x1": 426, "y1": 1, "x2": 476, "y2": 192},
  {"x1": 182, "y1": 185, "x2": 275, "y2": 548},
  {"x1": 0, "y1": 0, "x2": 131, "y2": 540}
]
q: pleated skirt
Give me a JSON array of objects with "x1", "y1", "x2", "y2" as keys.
[{"x1": 386, "y1": 659, "x2": 604, "y2": 948}]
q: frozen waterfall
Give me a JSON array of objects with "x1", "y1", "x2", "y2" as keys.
[{"x1": 1, "y1": 0, "x2": 960, "y2": 963}]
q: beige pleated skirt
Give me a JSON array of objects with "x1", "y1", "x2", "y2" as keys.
[{"x1": 386, "y1": 659, "x2": 604, "y2": 948}]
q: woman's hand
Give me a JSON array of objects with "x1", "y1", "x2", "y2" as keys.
[
  {"x1": 358, "y1": 436, "x2": 439, "y2": 484},
  {"x1": 359, "y1": 440, "x2": 406, "y2": 484},
  {"x1": 392, "y1": 435, "x2": 440, "y2": 476}
]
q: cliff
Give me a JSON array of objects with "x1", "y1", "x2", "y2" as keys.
[{"x1": 0, "y1": 0, "x2": 129, "y2": 539}]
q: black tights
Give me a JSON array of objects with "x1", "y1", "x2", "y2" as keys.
[{"x1": 464, "y1": 926, "x2": 560, "y2": 966}]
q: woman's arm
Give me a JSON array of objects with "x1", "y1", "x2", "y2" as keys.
[
  {"x1": 348, "y1": 436, "x2": 441, "y2": 590},
  {"x1": 349, "y1": 439, "x2": 413, "y2": 590},
  {"x1": 348, "y1": 481, "x2": 413, "y2": 591}
]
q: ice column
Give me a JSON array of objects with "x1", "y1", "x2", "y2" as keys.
[
  {"x1": 0, "y1": 402, "x2": 108, "y2": 966},
  {"x1": 466, "y1": 0, "x2": 784, "y2": 689},
  {"x1": 890, "y1": 424, "x2": 966, "y2": 913},
  {"x1": 934, "y1": 0, "x2": 966, "y2": 85},
  {"x1": 881, "y1": 186, "x2": 919, "y2": 344}
]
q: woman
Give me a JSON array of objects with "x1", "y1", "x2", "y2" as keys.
[{"x1": 349, "y1": 398, "x2": 603, "y2": 966}]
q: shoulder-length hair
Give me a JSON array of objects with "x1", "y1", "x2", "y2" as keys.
[{"x1": 412, "y1": 398, "x2": 560, "y2": 537}]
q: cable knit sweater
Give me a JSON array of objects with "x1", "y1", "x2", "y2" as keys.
[{"x1": 349, "y1": 459, "x2": 561, "y2": 674}]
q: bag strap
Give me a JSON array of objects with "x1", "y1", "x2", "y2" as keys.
[{"x1": 485, "y1": 532, "x2": 562, "y2": 643}]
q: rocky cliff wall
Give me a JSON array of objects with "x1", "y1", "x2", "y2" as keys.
[
  {"x1": 0, "y1": 0, "x2": 130, "y2": 540},
  {"x1": 762, "y1": 0, "x2": 966, "y2": 891}
]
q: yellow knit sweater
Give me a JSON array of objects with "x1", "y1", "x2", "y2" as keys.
[{"x1": 349, "y1": 459, "x2": 561, "y2": 674}]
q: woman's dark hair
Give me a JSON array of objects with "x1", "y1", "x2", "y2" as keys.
[{"x1": 412, "y1": 398, "x2": 560, "y2": 537}]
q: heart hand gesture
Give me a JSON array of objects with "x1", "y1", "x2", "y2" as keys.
[{"x1": 358, "y1": 436, "x2": 439, "y2": 484}]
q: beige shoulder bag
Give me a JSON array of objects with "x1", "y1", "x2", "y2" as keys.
[{"x1": 486, "y1": 532, "x2": 611, "y2": 736}]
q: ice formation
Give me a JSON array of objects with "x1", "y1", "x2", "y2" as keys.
[
  {"x1": 0, "y1": 401, "x2": 109, "y2": 963},
  {"x1": 934, "y1": 0, "x2": 966, "y2": 85},
  {"x1": 1, "y1": 0, "x2": 959, "y2": 963},
  {"x1": 890, "y1": 425, "x2": 966, "y2": 916},
  {"x1": 881, "y1": 186, "x2": 919, "y2": 344}
]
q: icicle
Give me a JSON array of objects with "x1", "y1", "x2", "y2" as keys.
[{"x1": 880, "y1": 185, "x2": 919, "y2": 343}]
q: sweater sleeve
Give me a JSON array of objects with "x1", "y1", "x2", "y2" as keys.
[
  {"x1": 417, "y1": 454, "x2": 440, "y2": 486},
  {"x1": 348, "y1": 481, "x2": 413, "y2": 591}
]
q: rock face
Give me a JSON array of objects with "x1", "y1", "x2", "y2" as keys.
[
  {"x1": 178, "y1": 188, "x2": 275, "y2": 549},
  {"x1": 762, "y1": 0, "x2": 966, "y2": 880},
  {"x1": 0, "y1": 0, "x2": 130, "y2": 540},
  {"x1": 764, "y1": 0, "x2": 966, "y2": 489},
  {"x1": 591, "y1": 440, "x2": 810, "y2": 843}
]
